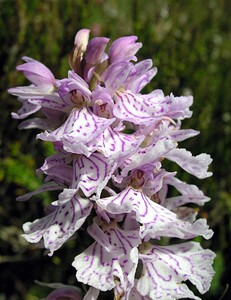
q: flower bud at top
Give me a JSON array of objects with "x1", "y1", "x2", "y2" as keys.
[{"x1": 69, "y1": 29, "x2": 90, "y2": 75}]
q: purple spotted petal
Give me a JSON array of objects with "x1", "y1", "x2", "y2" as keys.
[
  {"x1": 72, "y1": 223, "x2": 140, "y2": 292},
  {"x1": 18, "y1": 117, "x2": 57, "y2": 130},
  {"x1": 181, "y1": 218, "x2": 213, "y2": 239},
  {"x1": 72, "y1": 153, "x2": 117, "y2": 197},
  {"x1": 165, "y1": 94, "x2": 193, "y2": 120},
  {"x1": 16, "y1": 59, "x2": 55, "y2": 86},
  {"x1": 39, "y1": 152, "x2": 73, "y2": 184},
  {"x1": 124, "y1": 59, "x2": 157, "y2": 93},
  {"x1": 87, "y1": 218, "x2": 112, "y2": 251},
  {"x1": 153, "y1": 122, "x2": 200, "y2": 142},
  {"x1": 166, "y1": 148, "x2": 213, "y2": 179},
  {"x1": 113, "y1": 89, "x2": 168, "y2": 125},
  {"x1": 137, "y1": 242, "x2": 215, "y2": 299},
  {"x1": 142, "y1": 170, "x2": 176, "y2": 198},
  {"x1": 45, "y1": 164, "x2": 73, "y2": 184},
  {"x1": 94, "y1": 126, "x2": 145, "y2": 161},
  {"x1": 58, "y1": 71, "x2": 91, "y2": 105},
  {"x1": 164, "y1": 177, "x2": 210, "y2": 209},
  {"x1": 165, "y1": 128, "x2": 200, "y2": 142},
  {"x1": 16, "y1": 181, "x2": 63, "y2": 201},
  {"x1": 125, "y1": 59, "x2": 153, "y2": 85},
  {"x1": 41, "y1": 107, "x2": 66, "y2": 127},
  {"x1": 96, "y1": 187, "x2": 213, "y2": 240},
  {"x1": 102, "y1": 61, "x2": 133, "y2": 95},
  {"x1": 91, "y1": 86, "x2": 113, "y2": 106},
  {"x1": 39, "y1": 152, "x2": 71, "y2": 173},
  {"x1": 8, "y1": 85, "x2": 56, "y2": 98},
  {"x1": 11, "y1": 99, "x2": 41, "y2": 119},
  {"x1": 37, "y1": 107, "x2": 115, "y2": 155},
  {"x1": 109, "y1": 36, "x2": 142, "y2": 62},
  {"x1": 91, "y1": 86, "x2": 114, "y2": 118},
  {"x1": 85, "y1": 37, "x2": 109, "y2": 65},
  {"x1": 127, "y1": 68, "x2": 158, "y2": 94},
  {"x1": 53, "y1": 189, "x2": 79, "y2": 205},
  {"x1": 22, "y1": 193, "x2": 93, "y2": 255},
  {"x1": 121, "y1": 139, "x2": 176, "y2": 177},
  {"x1": 28, "y1": 94, "x2": 72, "y2": 113}
]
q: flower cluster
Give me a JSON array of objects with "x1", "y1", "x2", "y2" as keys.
[{"x1": 9, "y1": 29, "x2": 215, "y2": 300}]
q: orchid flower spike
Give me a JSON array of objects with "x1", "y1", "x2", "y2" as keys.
[{"x1": 9, "y1": 29, "x2": 215, "y2": 300}]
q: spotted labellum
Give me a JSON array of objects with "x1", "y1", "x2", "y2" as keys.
[{"x1": 9, "y1": 29, "x2": 215, "y2": 300}]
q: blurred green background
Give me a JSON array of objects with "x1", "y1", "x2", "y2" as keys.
[{"x1": 0, "y1": 0, "x2": 230, "y2": 299}]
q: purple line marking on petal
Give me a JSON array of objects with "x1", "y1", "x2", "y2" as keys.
[
  {"x1": 77, "y1": 156, "x2": 84, "y2": 169},
  {"x1": 112, "y1": 188, "x2": 131, "y2": 205},
  {"x1": 139, "y1": 192, "x2": 149, "y2": 218},
  {"x1": 74, "y1": 195, "x2": 84, "y2": 216},
  {"x1": 111, "y1": 229, "x2": 126, "y2": 254},
  {"x1": 151, "y1": 261, "x2": 172, "y2": 282}
]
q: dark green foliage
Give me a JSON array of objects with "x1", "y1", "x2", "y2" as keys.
[{"x1": 0, "y1": 0, "x2": 230, "y2": 299}]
